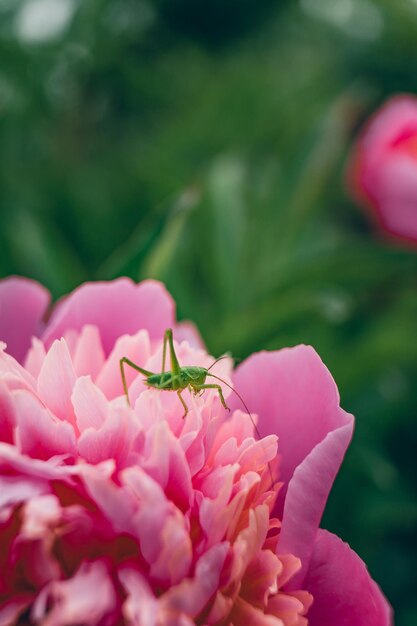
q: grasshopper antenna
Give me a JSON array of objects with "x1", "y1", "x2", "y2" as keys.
[
  {"x1": 207, "y1": 355, "x2": 231, "y2": 371},
  {"x1": 207, "y1": 372, "x2": 275, "y2": 489},
  {"x1": 207, "y1": 355, "x2": 242, "y2": 371}
]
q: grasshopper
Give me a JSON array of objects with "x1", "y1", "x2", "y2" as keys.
[
  {"x1": 120, "y1": 328, "x2": 274, "y2": 487},
  {"x1": 119, "y1": 328, "x2": 230, "y2": 418}
]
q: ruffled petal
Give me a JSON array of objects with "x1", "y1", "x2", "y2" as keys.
[
  {"x1": 31, "y1": 560, "x2": 117, "y2": 626},
  {"x1": 14, "y1": 391, "x2": 77, "y2": 461}
]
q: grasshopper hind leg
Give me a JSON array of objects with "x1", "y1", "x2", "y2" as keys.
[{"x1": 119, "y1": 357, "x2": 154, "y2": 407}]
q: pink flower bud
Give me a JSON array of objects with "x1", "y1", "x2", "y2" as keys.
[{"x1": 348, "y1": 95, "x2": 417, "y2": 245}]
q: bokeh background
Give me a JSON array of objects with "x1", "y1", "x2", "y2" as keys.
[{"x1": 1, "y1": 0, "x2": 417, "y2": 622}]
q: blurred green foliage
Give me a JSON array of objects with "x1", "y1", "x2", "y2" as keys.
[{"x1": 1, "y1": 0, "x2": 417, "y2": 622}]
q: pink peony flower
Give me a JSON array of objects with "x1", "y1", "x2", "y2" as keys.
[
  {"x1": 0, "y1": 276, "x2": 392, "y2": 625},
  {"x1": 348, "y1": 94, "x2": 417, "y2": 245}
]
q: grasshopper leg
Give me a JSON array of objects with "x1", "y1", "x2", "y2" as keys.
[
  {"x1": 119, "y1": 357, "x2": 154, "y2": 406},
  {"x1": 193, "y1": 383, "x2": 230, "y2": 412},
  {"x1": 177, "y1": 389, "x2": 188, "y2": 419}
]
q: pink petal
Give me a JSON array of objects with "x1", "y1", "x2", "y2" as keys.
[
  {"x1": 122, "y1": 466, "x2": 179, "y2": 565},
  {"x1": 119, "y1": 568, "x2": 158, "y2": 626},
  {"x1": 267, "y1": 591, "x2": 312, "y2": 626},
  {"x1": 232, "y1": 346, "x2": 352, "y2": 498},
  {"x1": 24, "y1": 338, "x2": 47, "y2": 379},
  {"x1": 369, "y1": 154, "x2": 417, "y2": 241},
  {"x1": 0, "y1": 381, "x2": 15, "y2": 444},
  {"x1": 232, "y1": 346, "x2": 354, "y2": 587},
  {"x1": 80, "y1": 461, "x2": 138, "y2": 535},
  {"x1": 77, "y1": 405, "x2": 139, "y2": 468},
  {"x1": 199, "y1": 466, "x2": 254, "y2": 548},
  {"x1": 14, "y1": 495, "x2": 62, "y2": 587},
  {"x1": 0, "y1": 475, "x2": 49, "y2": 509},
  {"x1": 277, "y1": 417, "x2": 353, "y2": 587},
  {"x1": 230, "y1": 506, "x2": 270, "y2": 583},
  {"x1": 14, "y1": 390, "x2": 77, "y2": 460},
  {"x1": 304, "y1": 530, "x2": 393, "y2": 626},
  {"x1": 31, "y1": 560, "x2": 117, "y2": 626},
  {"x1": 20, "y1": 494, "x2": 61, "y2": 538},
  {"x1": 230, "y1": 597, "x2": 284, "y2": 626},
  {"x1": 150, "y1": 513, "x2": 193, "y2": 584},
  {"x1": 160, "y1": 542, "x2": 229, "y2": 618},
  {"x1": 95, "y1": 330, "x2": 151, "y2": 400},
  {"x1": 0, "y1": 343, "x2": 37, "y2": 393},
  {"x1": 0, "y1": 277, "x2": 50, "y2": 363},
  {"x1": 72, "y1": 325, "x2": 106, "y2": 380},
  {"x1": 142, "y1": 421, "x2": 193, "y2": 511},
  {"x1": 42, "y1": 278, "x2": 175, "y2": 355},
  {"x1": 0, "y1": 597, "x2": 33, "y2": 626},
  {"x1": 174, "y1": 321, "x2": 205, "y2": 350},
  {"x1": 241, "y1": 549, "x2": 282, "y2": 608},
  {"x1": 37, "y1": 339, "x2": 77, "y2": 427},
  {"x1": 72, "y1": 376, "x2": 109, "y2": 432},
  {"x1": 0, "y1": 441, "x2": 73, "y2": 481}
]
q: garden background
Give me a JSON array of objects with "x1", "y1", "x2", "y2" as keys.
[{"x1": 1, "y1": 1, "x2": 416, "y2": 623}]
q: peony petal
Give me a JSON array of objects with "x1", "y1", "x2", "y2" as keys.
[
  {"x1": 0, "y1": 277, "x2": 50, "y2": 363},
  {"x1": 230, "y1": 346, "x2": 353, "y2": 517},
  {"x1": 241, "y1": 550, "x2": 282, "y2": 608},
  {"x1": 367, "y1": 154, "x2": 417, "y2": 241},
  {"x1": 95, "y1": 330, "x2": 151, "y2": 400},
  {"x1": 232, "y1": 346, "x2": 352, "y2": 499},
  {"x1": 122, "y1": 466, "x2": 185, "y2": 568},
  {"x1": 0, "y1": 475, "x2": 49, "y2": 509},
  {"x1": 174, "y1": 321, "x2": 205, "y2": 350},
  {"x1": 142, "y1": 421, "x2": 193, "y2": 512},
  {"x1": 229, "y1": 597, "x2": 285, "y2": 626},
  {"x1": 72, "y1": 376, "x2": 109, "y2": 432},
  {"x1": 160, "y1": 542, "x2": 229, "y2": 618},
  {"x1": 119, "y1": 567, "x2": 158, "y2": 626},
  {"x1": 37, "y1": 339, "x2": 77, "y2": 427},
  {"x1": 232, "y1": 346, "x2": 354, "y2": 587},
  {"x1": 78, "y1": 460, "x2": 138, "y2": 535},
  {"x1": 0, "y1": 343, "x2": 37, "y2": 393},
  {"x1": 0, "y1": 597, "x2": 33, "y2": 626},
  {"x1": 24, "y1": 338, "x2": 47, "y2": 379},
  {"x1": 42, "y1": 278, "x2": 175, "y2": 355},
  {"x1": 72, "y1": 325, "x2": 106, "y2": 380},
  {"x1": 277, "y1": 418, "x2": 353, "y2": 587},
  {"x1": 150, "y1": 513, "x2": 193, "y2": 584},
  {"x1": 14, "y1": 391, "x2": 77, "y2": 460},
  {"x1": 0, "y1": 442, "x2": 74, "y2": 481},
  {"x1": 267, "y1": 591, "x2": 312, "y2": 626},
  {"x1": 0, "y1": 381, "x2": 15, "y2": 444},
  {"x1": 14, "y1": 495, "x2": 62, "y2": 588},
  {"x1": 304, "y1": 529, "x2": 393, "y2": 626},
  {"x1": 31, "y1": 560, "x2": 117, "y2": 626},
  {"x1": 199, "y1": 465, "x2": 238, "y2": 547},
  {"x1": 77, "y1": 405, "x2": 139, "y2": 468}
]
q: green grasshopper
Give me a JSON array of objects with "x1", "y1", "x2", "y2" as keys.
[
  {"x1": 120, "y1": 328, "x2": 231, "y2": 418},
  {"x1": 119, "y1": 328, "x2": 274, "y2": 487}
]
